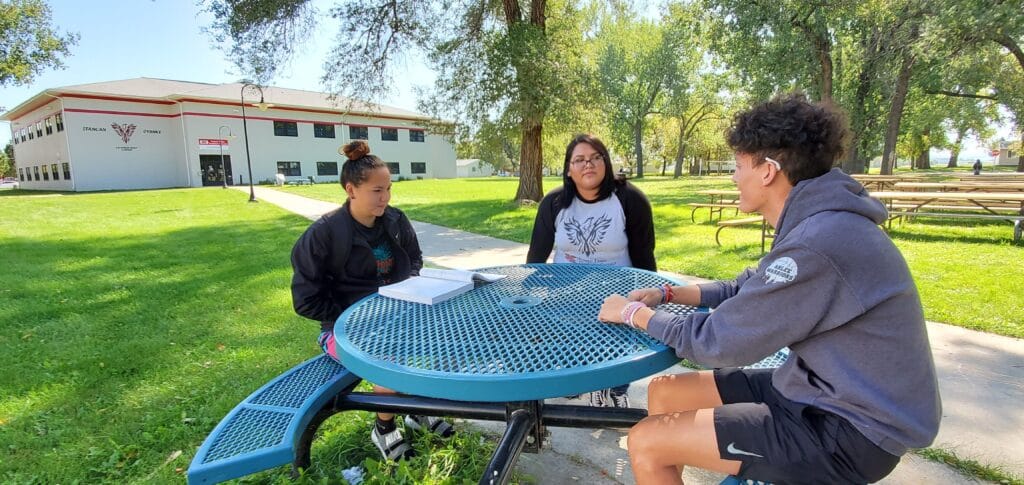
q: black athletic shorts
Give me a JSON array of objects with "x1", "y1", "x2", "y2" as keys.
[{"x1": 713, "y1": 367, "x2": 900, "y2": 485}]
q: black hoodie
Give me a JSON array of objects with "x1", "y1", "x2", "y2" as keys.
[{"x1": 291, "y1": 203, "x2": 423, "y2": 331}]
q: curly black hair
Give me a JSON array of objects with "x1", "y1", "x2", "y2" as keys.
[{"x1": 727, "y1": 93, "x2": 849, "y2": 184}]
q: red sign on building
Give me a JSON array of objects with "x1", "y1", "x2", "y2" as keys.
[{"x1": 199, "y1": 138, "x2": 229, "y2": 146}]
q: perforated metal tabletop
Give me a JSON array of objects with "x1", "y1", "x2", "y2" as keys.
[{"x1": 334, "y1": 264, "x2": 698, "y2": 401}]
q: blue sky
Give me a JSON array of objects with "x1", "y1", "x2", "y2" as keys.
[
  {"x1": 0, "y1": 0, "x2": 430, "y2": 146},
  {"x1": 0, "y1": 0, "x2": 1008, "y2": 161}
]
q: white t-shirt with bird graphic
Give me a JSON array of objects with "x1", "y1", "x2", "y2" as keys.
[{"x1": 552, "y1": 193, "x2": 631, "y2": 267}]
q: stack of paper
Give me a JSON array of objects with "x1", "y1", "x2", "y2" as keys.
[{"x1": 378, "y1": 268, "x2": 507, "y2": 305}]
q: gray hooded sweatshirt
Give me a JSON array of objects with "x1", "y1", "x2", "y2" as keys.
[{"x1": 647, "y1": 168, "x2": 941, "y2": 456}]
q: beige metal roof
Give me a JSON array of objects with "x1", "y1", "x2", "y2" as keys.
[{"x1": 2, "y1": 77, "x2": 429, "y2": 121}]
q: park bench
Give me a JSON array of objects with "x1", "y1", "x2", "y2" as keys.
[
  {"x1": 716, "y1": 216, "x2": 774, "y2": 252},
  {"x1": 186, "y1": 355, "x2": 360, "y2": 484},
  {"x1": 886, "y1": 211, "x2": 1024, "y2": 241},
  {"x1": 188, "y1": 349, "x2": 793, "y2": 484},
  {"x1": 688, "y1": 202, "x2": 740, "y2": 222}
]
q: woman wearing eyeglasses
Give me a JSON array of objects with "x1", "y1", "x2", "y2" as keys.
[{"x1": 527, "y1": 133, "x2": 657, "y2": 408}]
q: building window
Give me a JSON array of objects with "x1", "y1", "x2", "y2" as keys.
[
  {"x1": 62, "y1": 162, "x2": 70, "y2": 180},
  {"x1": 33, "y1": 166, "x2": 40, "y2": 181},
  {"x1": 42, "y1": 164, "x2": 51, "y2": 181},
  {"x1": 316, "y1": 161, "x2": 338, "y2": 176},
  {"x1": 35, "y1": 121, "x2": 43, "y2": 138},
  {"x1": 45, "y1": 117, "x2": 53, "y2": 135},
  {"x1": 273, "y1": 121, "x2": 298, "y2": 137},
  {"x1": 12, "y1": 133, "x2": 17, "y2": 145},
  {"x1": 349, "y1": 126, "x2": 368, "y2": 140},
  {"x1": 410, "y1": 129, "x2": 425, "y2": 142},
  {"x1": 55, "y1": 114, "x2": 64, "y2": 132},
  {"x1": 411, "y1": 162, "x2": 426, "y2": 174},
  {"x1": 381, "y1": 128, "x2": 398, "y2": 141},
  {"x1": 386, "y1": 162, "x2": 400, "y2": 174},
  {"x1": 18, "y1": 168, "x2": 24, "y2": 181},
  {"x1": 313, "y1": 123, "x2": 336, "y2": 138},
  {"x1": 276, "y1": 161, "x2": 301, "y2": 176},
  {"x1": 27, "y1": 128, "x2": 34, "y2": 140},
  {"x1": 50, "y1": 163, "x2": 60, "y2": 180}
]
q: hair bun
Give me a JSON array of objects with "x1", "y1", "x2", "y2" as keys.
[{"x1": 341, "y1": 140, "x2": 371, "y2": 160}]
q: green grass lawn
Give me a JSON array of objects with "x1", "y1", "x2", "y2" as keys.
[
  {"x1": 282, "y1": 175, "x2": 1024, "y2": 338},
  {"x1": 0, "y1": 188, "x2": 518, "y2": 484}
]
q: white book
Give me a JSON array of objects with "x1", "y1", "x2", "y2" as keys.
[{"x1": 378, "y1": 268, "x2": 507, "y2": 305}]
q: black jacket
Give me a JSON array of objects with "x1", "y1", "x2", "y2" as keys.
[
  {"x1": 526, "y1": 181, "x2": 657, "y2": 271},
  {"x1": 291, "y1": 203, "x2": 423, "y2": 331}
]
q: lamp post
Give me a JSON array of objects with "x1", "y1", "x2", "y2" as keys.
[
  {"x1": 240, "y1": 83, "x2": 272, "y2": 202},
  {"x1": 217, "y1": 126, "x2": 234, "y2": 189}
]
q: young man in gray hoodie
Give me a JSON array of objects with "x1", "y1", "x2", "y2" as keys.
[{"x1": 598, "y1": 94, "x2": 940, "y2": 484}]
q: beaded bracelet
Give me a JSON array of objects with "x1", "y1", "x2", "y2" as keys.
[
  {"x1": 657, "y1": 286, "x2": 666, "y2": 304},
  {"x1": 662, "y1": 283, "x2": 674, "y2": 304},
  {"x1": 620, "y1": 301, "x2": 646, "y2": 328}
]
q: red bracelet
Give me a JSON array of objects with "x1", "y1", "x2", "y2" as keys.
[{"x1": 662, "y1": 283, "x2": 674, "y2": 304}]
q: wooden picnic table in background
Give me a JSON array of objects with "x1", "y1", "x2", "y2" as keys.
[
  {"x1": 893, "y1": 182, "x2": 1024, "y2": 192},
  {"x1": 869, "y1": 190, "x2": 1024, "y2": 241},
  {"x1": 851, "y1": 173, "x2": 930, "y2": 191},
  {"x1": 691, "y1": 188, "x2": 1024, "y2": 241}
]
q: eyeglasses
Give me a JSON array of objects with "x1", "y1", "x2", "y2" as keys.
[
  {"x1": 764, "y1": 156, "x2": 782, "y2": 170},
  {"x1": 570, "y1": 154, "x2": 604, "y2": 167}
]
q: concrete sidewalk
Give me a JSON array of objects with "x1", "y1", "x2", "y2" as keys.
[{"x1": 241, "y1": 186, "x2": 1023, "y2": 484}]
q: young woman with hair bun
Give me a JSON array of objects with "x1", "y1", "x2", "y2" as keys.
[{"x1": 290, "y1": 140, "x2": 453, "y2": 461}]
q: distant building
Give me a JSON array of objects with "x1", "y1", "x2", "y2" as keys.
[
  {"x1": 1, "y1": 77, "x2": 456, "y2": 191},
  {"x1": 456, "y1": 159, "x2": 494, "y2": 177},
  {"x1": 994, "y1": 139, "x2": 1020, "y2": 166}
]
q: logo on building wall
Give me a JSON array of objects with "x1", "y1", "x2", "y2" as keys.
[{"x1": 111, "y1": 123, "x2": 137, "y2": 144}]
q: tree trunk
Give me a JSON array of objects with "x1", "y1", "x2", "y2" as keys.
[
  {"x1": 947, "y1": 129, "x2": 965, "y2": 168},
  {"x1": 507, "y1": 0, "x2": 546, "y2": 201},
  {"x1": 514, "y1": 119, "x2": 544, "y2": 201},
  {"x1": 915, "y1": 150, "x2": 930, "y2": 169},
  {"x1": 634, "y1": 122, "x2": 645, "y2": 178},
  {"x1": 1018, "y1": 130, "x2": 1024, "y2": 172},
  {"x1": 673, "y1": 124, "x2": 686, "y2": 178},
  {"x1": 843, "y1": 144, "x2": 862, "y2": 174},
  {"x1": 818, "y1": 39, "x2": 834, "y2": 102},
  {"x1": 842, "y1": 30, "x2": 880, "y2": 174},
  {"x1": 881, "y1": 52, "x2": 914, "y2": 175}
]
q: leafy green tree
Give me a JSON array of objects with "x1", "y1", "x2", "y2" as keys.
[
  {"x1": 923, "y1": 0, "x2": 1024, "y2": 171},
  {"x1": 659, "y1": 2, "x2": 732, "y2": 177},
  {"x1": 0, "y1": 0, "x2": 77, "y2": 89},
  {"x1": 204, "y1": 0, "x2": 588, "y2": 201},
  {"x1": 594, "y1": 7, "x2": 682, "y2": 178},
  {"x1": 0, "y1": 143, "x2": 14, "y2": 177}
]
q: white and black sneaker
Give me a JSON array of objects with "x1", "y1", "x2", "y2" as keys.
[
  {"x1": 371, "y1": 425, "x2": 415, "y2": 461},
  {"x1": 589, "y1": 388, "x2": 631, "y2": 408},
  {"x1": 609, "y1": 389, "x2": 630, "y2": 408},
  {"x1": 404, "y1": 415, "x2": 455, "y2": 438}
]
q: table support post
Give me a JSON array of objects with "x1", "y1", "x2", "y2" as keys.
[
  {"x1": 292, "y1": 403, "x2": 338, "y2": 478},
  {"x1": 480, "y1": 407, "x2": 534, "y2": 485}
]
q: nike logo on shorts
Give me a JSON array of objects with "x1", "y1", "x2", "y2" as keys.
[{"x1": 726, "y1": 442, "x2": 764, "y2": 458}]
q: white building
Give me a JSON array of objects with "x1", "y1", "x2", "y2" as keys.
[
  {"x1": 994, "y1": 139, "x2": 1020, "y2": 167},
  {"x1": 1, "y1": 78, "x2": 457, "y2": 191},
  {"x1": 455, "y1": 158, "x2": 494, "y2": 177}
]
